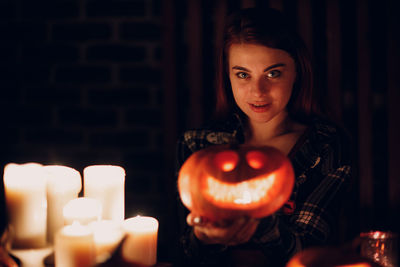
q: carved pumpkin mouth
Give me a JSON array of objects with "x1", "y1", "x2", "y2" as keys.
[{"x1": 204, "y1": 173, "x2": 276, "y2": 209}]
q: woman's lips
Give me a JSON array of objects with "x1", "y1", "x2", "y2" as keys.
[{"x1": 249, "y1": 103, "x2": 271, "y2": 113}]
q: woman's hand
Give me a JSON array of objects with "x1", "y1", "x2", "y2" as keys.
[{"x1": 187, "y1": 213, "x2": 259, "y2": 246}]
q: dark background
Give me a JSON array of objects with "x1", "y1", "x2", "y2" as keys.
[{"x1": 0, "y1": 0, "x2": 399, "y2": 263}]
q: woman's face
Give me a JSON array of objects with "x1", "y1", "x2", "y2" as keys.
[{"x1": 228, "y1": 43, "x2": 296, "y2": 125}]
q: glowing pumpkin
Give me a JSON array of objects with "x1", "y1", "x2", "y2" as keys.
[
  {"x1": 178, "y1": 144, "x2": 295, "y2": 221},
  {"x1": 286, "y1": 247, "x2": 381, "y2": 267}
]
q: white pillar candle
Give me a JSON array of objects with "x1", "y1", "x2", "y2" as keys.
[
  {"x1": 54, "y1": 222, "x2": 96, "y2": 267},
  {"x1": 88, "y1": 220, "x2": 124, "y2": 263},
  {"x1": 45, "y1": 165, "x2": 82, "y2": 244},
  {"x1": 122, "y1": 216, "x2": 158, "y2": 266},
  {"x1": 9, "y1": 246, "x2": 53, "y2": 267},
  {"x1": 83, "y1": 165, "x2": 125, "y2": 221},
  {"x1": 63, "y1": 197, "x2": 102, "y2": 226},
  {"x1": 3, "y1": 163, "x2": 47, "y2": 248}
]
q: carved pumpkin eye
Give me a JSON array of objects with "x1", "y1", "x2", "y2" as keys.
[
  {"x1": 246, "y1": 151, "x2": 267, "y2": 169},
  {"x1": 214, "y1": 151, "x2": 238, "y2": 172}
]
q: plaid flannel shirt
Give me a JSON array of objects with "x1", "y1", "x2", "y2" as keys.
[{"x1": 175, "y1": 114, "x2": 352, "y2": 267}]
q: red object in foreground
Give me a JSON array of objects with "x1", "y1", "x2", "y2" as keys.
[
  {"x1": 286, "y1": 246, "x2": 382, "y2": 267},
  {"x1": 178, "y1": 144, "x2": 295, "y2": 221}
]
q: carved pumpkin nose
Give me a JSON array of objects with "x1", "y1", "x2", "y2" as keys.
[{"x1": 214, "y1": 151, "x2": 239, "y2": 172}]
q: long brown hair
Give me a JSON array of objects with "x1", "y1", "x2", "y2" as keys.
[{"x1": 215, "y1": 8, "x2": 320, "y2": 123}]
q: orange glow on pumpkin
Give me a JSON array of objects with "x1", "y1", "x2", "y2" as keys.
[
  {"x1": 337, "y1": 264, "x2": 372, "y2": 267},
  {"x1": 288, "y1": 261, "x2": 372, "y2": 267},
  {"x1": 179, "y1": 174, "x2": 192, "y2": 209},
  {"x1": 286, "y1": 247, "x2": 378, "y2": 267},
  {"x1": 178, "y1": 144, "x2": 295, "y2": 220}
]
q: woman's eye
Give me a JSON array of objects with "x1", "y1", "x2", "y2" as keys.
[
  {"x1": 236, "y1": 72, "x2": 249, "y2": 79},
  {"x1": 266, "y1": 70, "x2": 281, "y2": 78}
]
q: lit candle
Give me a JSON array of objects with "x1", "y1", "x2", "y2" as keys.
[
  {"x1": 122, "y1": 216, "x2": 158, "y2": 266},
  {"x1": 54, "y1": 222, "x2": 96, "y2": 267},
  {"x1": 45, "y1": 165, "x2": 82, "y2": 244},
  {"x1": 3, "y1": 163, "x2": 47, "y2": 248},
  {"x1": 88, "y1": 220, "x2": 124, "y2": 263},
  {"x1": 83, "y1": 165, "x2": 125, "y2": 221},
  {"x1": 63, "y1": 197, "x2": 102, "y2": 225}
]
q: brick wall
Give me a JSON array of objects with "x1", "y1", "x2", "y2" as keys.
[{"x1": 0, "y1": 0, "x2": 174, "y2": 260}]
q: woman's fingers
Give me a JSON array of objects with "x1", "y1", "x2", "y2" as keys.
[
  {"x1": 186, "y1": 213, "x2": 195, "y2": 226},
  {"x1": 192, "y1": 223, "x2": 224, "y2": 244},
  {"x1": 226, "y1": 218, "x2": 259, "y2": 246},
  {"x1": 192, "y1": 218, "x2": 236, "y2": 244},
  {"x1": 188, "y1": 214, "x2": 259, "y2": 246},
  {"x1": 186, "y1": 213, "x2": 210, "y2": 226}
]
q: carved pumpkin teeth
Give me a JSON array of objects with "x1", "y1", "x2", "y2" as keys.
[
  {"x1": 204, "y1": 173, "x2": 276, "y2": 207},
  {"x1": 234, "y1": 190, "x2": 252, "y2": 204}
]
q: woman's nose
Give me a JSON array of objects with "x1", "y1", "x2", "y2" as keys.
[{"x1": 250, "y1": 78, "x2": 268, "y2": 96}]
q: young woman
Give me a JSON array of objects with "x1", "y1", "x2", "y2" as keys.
[{"x1": 176, "y1": 8, "x2": 352, "y2": 267}]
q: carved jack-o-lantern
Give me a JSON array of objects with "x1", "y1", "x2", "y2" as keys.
[
  {"x1": 286, "y1": 247, "x2": 381, "y2": 267},
  {"x1": 178, "y1": 144, "x2": 295, "y2": 220}
]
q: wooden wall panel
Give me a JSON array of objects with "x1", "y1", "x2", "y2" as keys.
[
  {"x1": 356, "y1": 0, "x2": 374, "y2": 229},
  {"x1": 387, "y1": 0, "x2": 400, "y2": 230},
  {"x1": 269, "y1": 0, "x2": 284, "y2": 11},
  {"x1": 162, "y1": 0, "x2": 177, "y2": 159},
  {"x1": 161, "y1": 0, "x2": 179, "y2": 253},
  {"x1": 187, "y1": 0, "x2": 203, "y2": 128},
  {"x1": 326, "y1": 0, "x2": 342, "y2": 121},
  {"x1": 214, "y1": 0, "x2": 227, "y2": 79},
  {"x1": 297, "y1": 0, "x2": 313, "y2": 53},
  {"x1": 241, "y1": 0, "x2": 256, "y2": 8},
  {"x1": 214, "y1": 0, "x2": 227, "y2": 45}
]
